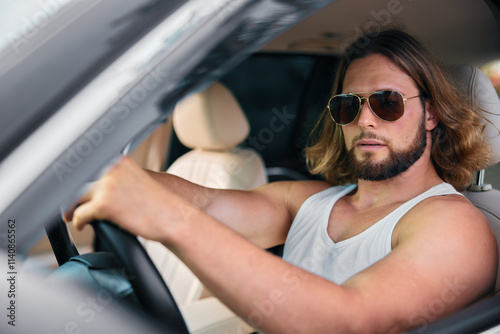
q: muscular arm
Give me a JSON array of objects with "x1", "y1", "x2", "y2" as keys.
[
  {"x1": 69, "y1": 158, "x2": 497, "y2": 333},
  {"x1": 158, "y1": 194, "x2": 497, "y2": 333},
  {"x1": 144, "y1": 168, "x2": 328, "y2": 248}
]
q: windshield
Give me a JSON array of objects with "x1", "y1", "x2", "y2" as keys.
[
  {"x1": 0, "y1": 0, "x2": 184, "y2": 162},
  {"x1": 0, "y1": 0, "x2": 337, "y2": 251}
]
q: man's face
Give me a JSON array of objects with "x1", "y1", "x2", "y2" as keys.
[
  {"x1": 340, "y1": 54, "x2": 431, "y2": 181},
  {"x1": 346, "y1": 113, "x2": 426, "y2": 180}
]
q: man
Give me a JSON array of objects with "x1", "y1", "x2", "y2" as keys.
[{"x1": 65, "y1": 29, "x2": 498, "y2": 333}]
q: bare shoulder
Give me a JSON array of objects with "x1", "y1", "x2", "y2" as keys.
[
  {"x1": 254, "y1": 180, "x2": 332, "y2": 218},
  {"x1": 342, "y1": 194, "x2": 497, "y2": 330},
  {"x1": 287, "y1": 180, "x2": 333, "y2": 217},
  {"x1": 398, "y1": 194, "x2": 490, "y2": 234},
  {"x1": 396, "y1": 194, "x2": 495, "y2": 247},
  {"x1": 394, "y1": 193, "x2": 498, "y2": 294},
  {"x1": 288, "y1": 179, "x2": 333, "y2": 198}
]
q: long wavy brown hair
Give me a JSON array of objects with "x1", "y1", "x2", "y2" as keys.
[{"x1": 305, "y1": 29, "x2": 491, "y2": 191}]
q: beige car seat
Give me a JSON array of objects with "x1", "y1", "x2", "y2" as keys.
[
  {"x1": 142, "y1": 82, "x2": 267, "y2": 333},
  {"x1": 448, "y1": 65, "x2": 500, "y2": 294}
]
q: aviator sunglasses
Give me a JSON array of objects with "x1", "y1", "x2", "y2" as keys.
[{"x1": 327, "y1": 90, "x2": 421, "y2": 125}]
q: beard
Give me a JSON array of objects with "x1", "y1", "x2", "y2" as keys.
[{"x1": 347, "y1": 115, "x2": 427, "y2": 181}]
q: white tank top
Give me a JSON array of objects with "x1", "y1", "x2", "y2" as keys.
[{"x1": 282, "y1": 182, "x2": 461, "y2": 285}]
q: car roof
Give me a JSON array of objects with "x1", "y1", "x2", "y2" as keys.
[{"x1": 263, "y1": 0, "x2": 500, "y2": 67}]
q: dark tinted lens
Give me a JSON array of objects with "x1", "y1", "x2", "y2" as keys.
[
  {"x1": 369, "y1": 91, "x2": 404, "y2": 121},
  {"x1": 329, "y1": 95, "x2": 360, "y2": 125}
]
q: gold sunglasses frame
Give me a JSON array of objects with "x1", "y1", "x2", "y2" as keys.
[{"x1": 327, "y1": 90, "x2": 421, "y2": 125}]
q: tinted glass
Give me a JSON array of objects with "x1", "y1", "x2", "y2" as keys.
[
  {"x1": 167, "y1": 53, "x2": 339, "y2": 177},
  {"x1": 221, "y1": 55, "x2": 315, "y2": 161}
]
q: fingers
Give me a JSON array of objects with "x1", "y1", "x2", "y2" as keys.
[
  {"x1": 64, "y1": 182, "x2": 110, "y2": 231},
  {"x1": 63, "y1": 156, "x2": 141, "y2": 230},
  {"x1": 72, "y1": 202, "x2": 99, "y2": 231}
]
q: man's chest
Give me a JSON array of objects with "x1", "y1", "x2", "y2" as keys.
[{"x1": 327, "y1": 200, "x2": 404, "y2": 243}]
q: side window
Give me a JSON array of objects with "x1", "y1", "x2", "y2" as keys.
[
  {"x1": 220, "y1": 55, "x2": 315, "y2": 163},
  {"x1": 482, "y1": 61, "x2": 500, "y2": 96},
  {"x1": 221, "y1": 54, "x2": 337, "y2": 178},
  {"x1": 166, "y1": 53, "x2": 338, "y2": 178}
]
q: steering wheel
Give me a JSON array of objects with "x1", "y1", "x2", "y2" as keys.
[{"x1": 46, "y1": 218, "x2": 189, "y2": 334}]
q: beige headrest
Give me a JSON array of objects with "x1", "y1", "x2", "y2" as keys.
[
  {"x1": 447, "y1": 65, "x2": 500, "y2": 166},
  {"x1": 172, "y1": 82, "x2": 250, "y2": 151}
]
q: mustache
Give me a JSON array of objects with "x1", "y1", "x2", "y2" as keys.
[{"x1": 351, "y1": 131, "x2": 389, "y2": 146}]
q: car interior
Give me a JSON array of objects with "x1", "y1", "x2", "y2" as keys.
[
  {"x1": 423, "y1": 64, "x2": 500, "y2": 333},
  {"x1": 11, "y1": 0, "x2": 500, "y2": 333},
  {"x1": 141, "y1": 81, "x2": 267, "y2": 333}
]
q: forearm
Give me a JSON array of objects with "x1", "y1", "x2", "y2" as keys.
[
  {"x1": 145, "y1": 170, "x2": 292, "y2": 248},
  {"x1": 145, "y1": 170, "x2": 222, "y2": 211},
  {"x1": 163, "y1": 207, "x2": 361, "y2": 333}
]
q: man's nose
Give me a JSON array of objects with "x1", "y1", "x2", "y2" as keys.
[{"x1": 356, "y1": 99, "x2": 378, "y2": 128}]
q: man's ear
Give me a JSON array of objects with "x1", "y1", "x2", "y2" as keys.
[{"x1": 425, "y1": 102, "x2": 439, "y2": 131}]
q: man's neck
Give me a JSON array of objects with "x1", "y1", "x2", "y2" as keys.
[{"x1": 350, "y1": 159, "x2": 443, "y2": 210}]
